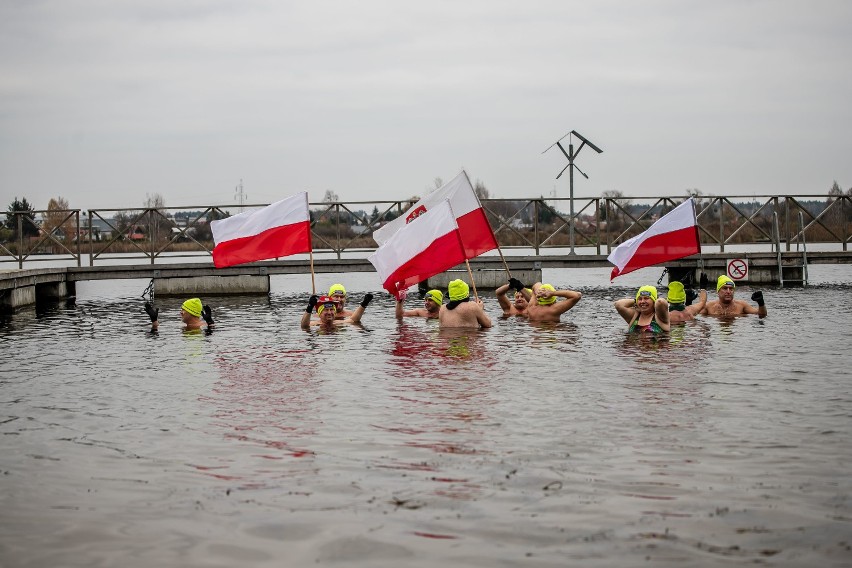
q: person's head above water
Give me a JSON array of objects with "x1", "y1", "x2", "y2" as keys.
[
  {"x1": 181, "y1": 298, "x2": 203, "y2": 318},
  {"x1": 635, "y1": 285, "x2": 658, "y2": 303},
  {"x1": 667, "y1": 281, "x2": 686, "y2": 304},
  {"x1": 536, "y1": 283, "x2": 557, "y2": 305},
  {"x1": 447, "y1": 279, "x2": 469, "y2": 301},
  {"x1": 716, "y1": 275, "x2": 735, "y2": 292}
]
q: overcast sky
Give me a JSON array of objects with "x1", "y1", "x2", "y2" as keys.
[{"x1": 2, "y1": 0, "x2": 851, "y2": 211}]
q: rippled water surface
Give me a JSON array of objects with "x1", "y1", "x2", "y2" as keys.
[{"x1": 2, "y1": 266, "x2": 852, "y2": 567}]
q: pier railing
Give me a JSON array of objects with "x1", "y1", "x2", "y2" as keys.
[{"x1": 2, "y1": 194, "x2": 849, "y2": 267}]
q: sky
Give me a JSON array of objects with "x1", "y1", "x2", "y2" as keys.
[{"x1": 2, "y1": 0, "x2": 851, "y2": 212}]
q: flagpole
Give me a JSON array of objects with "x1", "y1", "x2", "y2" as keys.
[
  {"x1": 461, "y1": 169, "x2": 511, "y2": 279},
  {"x1": 309, "y1": 248, "x2": 316, "y2": 294},
  {"x1": 465, "y1": 260, "x2": 479, "y2": 301}
]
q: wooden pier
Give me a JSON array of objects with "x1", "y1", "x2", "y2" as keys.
[{"x1": 1, "y1": 250, "x2": 848, "y2": 312}]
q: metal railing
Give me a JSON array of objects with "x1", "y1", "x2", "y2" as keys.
[{"x1": 2, "y1": 194, "x2": 849, "y2": 267}]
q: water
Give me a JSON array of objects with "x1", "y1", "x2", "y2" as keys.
[{"x1": 2, "y1": 265, "x2": 851, "y2": 567}]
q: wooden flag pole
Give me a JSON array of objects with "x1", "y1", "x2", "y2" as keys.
[
  {"x1": 465, "y1": 259, "x2": 479, "y2": 301},
  {"x1": 309, "y1": 248, "x2": 317, "y2": 294}
]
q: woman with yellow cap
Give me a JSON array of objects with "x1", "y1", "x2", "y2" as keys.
[
  {"x1": 614, "y1": 285, "x2": 671, "y2": 334},
  {"x1": 144, "y1": 298, "x2": 214, "y2": 332}
]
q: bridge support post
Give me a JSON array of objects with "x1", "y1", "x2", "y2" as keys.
[
  {"x1": 153, "y1": 275, "x2": 270, "y2": 296},
  {"x1": 0, "y1": 285, "x2": 36, "y2": 313}
]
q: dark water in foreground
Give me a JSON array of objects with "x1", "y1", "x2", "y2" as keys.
[{"x1": 1, "y1": 265, "x2": 851, "y2": 567}]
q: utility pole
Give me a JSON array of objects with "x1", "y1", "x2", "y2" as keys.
[
  {"x1": 542, "y1": 131, "x2": 603, "y2": 254},
  {"x1": 234, "y1": 179, "x2": 247, "y2": 207}
]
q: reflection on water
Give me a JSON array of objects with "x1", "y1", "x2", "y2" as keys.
[{"x1": 2, "y1": 271, "x2": 852, "y2": 567}]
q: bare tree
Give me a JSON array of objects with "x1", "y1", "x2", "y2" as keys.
[
  {"x1": 144, "y1": 193, "x2": 169, "y2": 242},
  {"x1": 42, "y1": 196, "x2": 76, "y2": 240},
  {"x1": 322, "y1": 189, "x2": 339, "y2": 203},
  {"x1": 474, "y1": 179, "x2": 490, "y2": 200}
]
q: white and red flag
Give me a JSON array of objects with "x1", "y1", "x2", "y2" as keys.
[
  {"x1": 372, "y1": 170, "x2": 497, "y2": 259},
  {"x1": 211, "y1": 192, "x2": 312, "y2": 268},
  {"x1": 607, "y1": 198, "x2": 700, "y2": 280},
  {"x1": 368, "y1": 199, "x2": 467, "y2": 299}
]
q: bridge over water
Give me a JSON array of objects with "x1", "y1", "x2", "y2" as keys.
[
  {"x1": 2, "y1": 249, "x2": 849, "y2": 313},
  {"x1": 2, "y1": 193, "x2": 850, "y2": 311}
]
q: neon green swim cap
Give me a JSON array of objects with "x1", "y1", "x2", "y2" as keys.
[
  {"x1": 716, "y1": 275, "x2": 735, "y2": 292},
  {"x1": 447, "y1": 279, "x2": 469, "y2": 301},
  {"x1": 667, "y1": 281, "x2": 686, "y2": 304},
  {"x1": 181, "y1": 298, "x2": 203, "y2": 317},
  {"x1": 537, "y1": 283, "x2": 557, "y2": 305},
  {"x1": 329, "y1": 284, "x2": 346, "y2": 296},
  {"x1": 425, "y1": 289, "x2": 443, "y2": 304},
  {"x1": 635, "y1": 285, "x2": 658, "y2": 303}
]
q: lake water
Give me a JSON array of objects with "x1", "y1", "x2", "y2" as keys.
[{"x1": 2, "y1": 264, "x2": 851, "y2": 567}]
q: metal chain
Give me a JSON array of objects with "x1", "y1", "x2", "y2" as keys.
[{"x1": 141, "y1": 279, "x2": 155, "y2": 304}]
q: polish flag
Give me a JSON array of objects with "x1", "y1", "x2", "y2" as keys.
[
  {"x1": 368, "y1": 199, "x2": 466, "y2": 299},
  {"x1": 608, "y1": 198, "x2": 700, "y2": 279},
  {"x1": 372, "y1": 170, "x2": 497, "y2": 259},
  {"x1": 211, "y1": 192, "x2": 312, "y2": 268}
]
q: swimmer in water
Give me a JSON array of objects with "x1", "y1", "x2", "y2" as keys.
[
  {"x1": 438, "y1": 279, "x2": 492, "y2": 329},
  {"x1": 144, "y1": 298, "x2": 214, "y2": 332},
  {"x1": 395, "y1": 288, "x2": 442, "y2": 319},
  {"x1": 301, "y1": 293, "x2": 372, "y2": 329},
  {"x1": 700, "y1": 275, "x2": 767, "y2": 318},
  {"x1": 666, "y1": 280, "x2": 706, "y2": 324},
  {"x1": 524, "y1": 282, "x2": 582, "y2": 322},
  {"x1": 494, "y1": 277, "x2": 532, "y2": 317},
  {"x1": 614, "y1": 285, "x2": 671, "y2": 334}
]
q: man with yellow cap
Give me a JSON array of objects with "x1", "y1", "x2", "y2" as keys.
[
  {"x1": 494, "y1": 277, "x2": 532, "y2": 317},
  {"x1": 614, "y1": 285, "x2": 671, "y2": 333},
  {"x1": 300, "y1": 292, "x2": 371, "y2": 329},
  {"x1": 525, "y1": 282, "x2": 582, "y2": 322},
  {"x1": 438, "y1": 279, "x2": 492, "y2": 329},
  {"x1": 666, "y1": 280, "x2": 707, "y2": 323},
  {"x1": 144, "y1": 297, "x2": 215, "y2": 332},
  {"x1": 394, "y1": 287, "x2": 442, "y2": 319},
  {"x1": 328, "y1": 283, "x2": 354, "y2": 319},
  {"x1": 700, "y1": 275, "x2": 767, "y2": 318}
]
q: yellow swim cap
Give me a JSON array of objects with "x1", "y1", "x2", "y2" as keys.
[
  {"x1": 537, "y1": 283, "x2": 557, "y2": 305},
  {"x1": 425, "y1": 289, "x2": 443, "y2": 304},
  {"x1": 635, "y1": 285, "x2": 658, "y2": 303},
  {"x1": 667, "y1": 281, "x2": 686, "y2": 304},
  {"x1": 328, "y1": 284, "x2": 346, "y2": 296},
  {"x1": 447, "y1": 279, "x2": 469, "y2": 301},
  {"x1": 317, "y1": 295, "x2": 337, "y2": 315},
  {"x1": 716, "y1": 275, "x2": 735, "y2": 292},
  {"x1": 181, "y1": 298, "x2": 203, "y2": 317}
]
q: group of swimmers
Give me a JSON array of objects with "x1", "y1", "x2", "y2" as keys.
[
  {"x1": 144, "y1": 274, "x2": 766, "y2": 334},
  {"x1": 296, "y1": 274, "x2": 766, "y2": 333}
]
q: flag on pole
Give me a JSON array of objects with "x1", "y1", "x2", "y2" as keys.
[
  {"x1": 368, "y1": 199, "x2": 467, "y2": 299},
  {"x1": 372, "y1": 170, "x2": 497, "y2": 259},
  {"x1": 211, "y1": 192, "x2": 312, "y2": 268},
  {"x1": 607, "y1": 198, "x2": 700, "y2": 280}
]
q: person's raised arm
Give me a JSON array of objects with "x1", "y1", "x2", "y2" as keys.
[
  {"x1": 654, "y1": 298, "x2": 671, "y2": 331},
  {"x1": 349, "y1": 293, "x2": 373, "y2": 324},
  {"x1": 301, "y1": 295, "x2": 318, "y2": 329},
  {"x1": 495, "y1": 282, "x2": 512, "y2": 312},
  {"x1": 614, "y1": 298, "x2": 636, "y2": 324},
  {"x1": 552, "y1": 289, "x2": 582, "y2": 316},
  {"x1": 144, "y1": 301, "x2": 159, "y2": 330},
  {"x1": 395, "y1": 293, "x2": 404, "y2": 319},
  {"x1": 685, "y1": 289, "x2": 707, "y2": 316},
  {"x1": 745, "y1": 290, "x2": 767, "y2": 318},
  {"x1": 475, "y1": 299, "x2": 492, "y2": 328}
]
